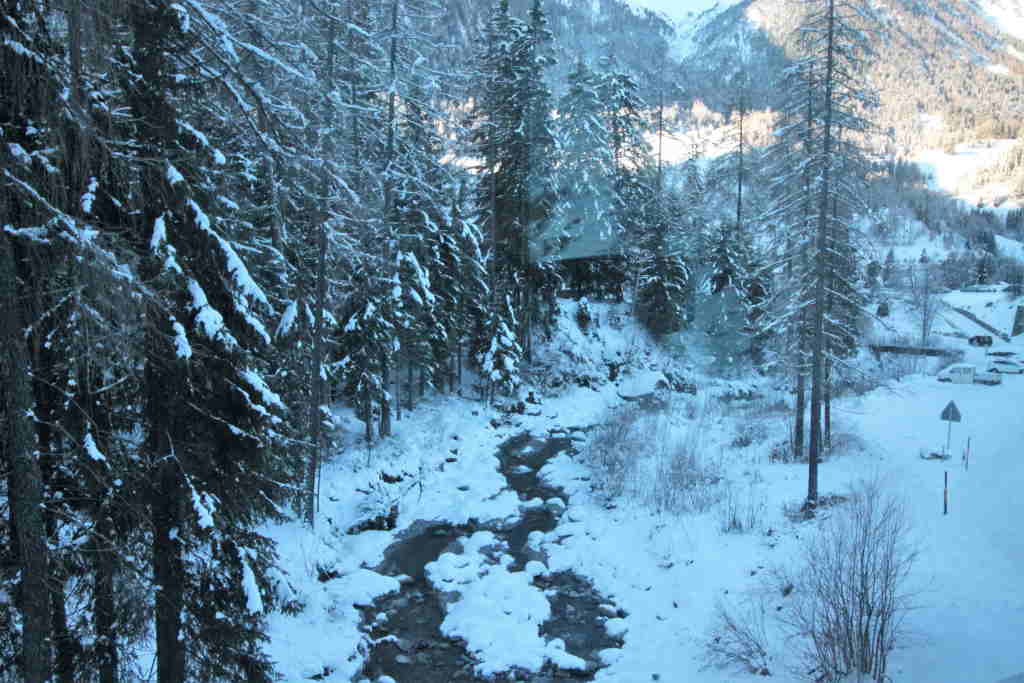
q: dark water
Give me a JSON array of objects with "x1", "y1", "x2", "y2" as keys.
[{"x1": 356, "y1": 432, "x2": 622, "y2": 682}]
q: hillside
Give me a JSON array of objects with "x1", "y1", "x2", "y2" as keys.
[{"x1": 669, "y1": 0, "x2": 1024, "y2": 156}]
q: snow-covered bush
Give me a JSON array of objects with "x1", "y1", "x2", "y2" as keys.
[
  {"x1": 574, "y1": 296, "x2": 593, "y2": 333},
  {"x1": 778, "y1": 479, "x2": 918, "y2": 682},
  {"x1": 730, "y1": 420, "x2": 768, "y2": 448}
]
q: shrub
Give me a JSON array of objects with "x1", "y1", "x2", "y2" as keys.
[
  {"x1": 575, "y1": 297, "x2": 592, "y2": 333},
  {"x1": 730, "y1": 420, "x2": 768, "y2": 448},
  {"x1": 584, "y1": 404, "x2": 642, "y2": 498},
  {"x1": 647, "y1": 405, "x2": 724, "y2": 514},
  {"x1": 769, "y1": 437, "x2": 804, "y2": 464},
  {"x1": 649, "y1": 444, "x2": 723, "y2": 514},
  {"x1": 704, "y1": 594, "x2": 772, "y2": 676},
  {"x1": 778, "y1": 479, "x2": 918, "y2": 682},
  {"x1": 718, "y1": 482, "x2": 765, "y2": 534}
]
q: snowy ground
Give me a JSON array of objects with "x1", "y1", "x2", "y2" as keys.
[
  {"x1": 262, "y1": 301, "x2": 1024, "y2": 682},
  {"x1": 914, "y1": 140, "x2": 1020, "y2": 210},
  {"x1": 943, "y1": 285, "x2": 1022, "y2": 337}
]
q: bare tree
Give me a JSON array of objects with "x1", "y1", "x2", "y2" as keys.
[
  {"x1": 779, "y1": 479, "x2": 918, "y2": 682},
  {"x1": 907, "y1": 263, "x2": 941, "y2": 347}
]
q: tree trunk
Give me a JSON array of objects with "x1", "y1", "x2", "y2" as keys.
[
  {"x1": 794, "y1": 368, "x2": 806, "y2": 461},
  {"x1": 153, "y1": 464, "x2": 185, "y2": 683},
  {"x1": 380, "y1": 358, "x2": 391, "y2": 438},
  {"x1": 807, "y1": 0, "x2": 838, "y2": 511},
  {"x1": 825, "y1": 361, "x2": 832, "y2": 453},
  {"x1": 51, "y1": 571, "x2": 75, "y2": 683},
  {"x1": 94, "y1": 509, "x2": 119, "y2": 683},
  {"x1": 2, "y1": 234, "x2": 52, "y2": 682},
  {"x1": 736, "y1": 95, "x2": 744, "y2": 230},
  {"x1": 408, "y1": 361, "x2": 414, "y2": 412}
]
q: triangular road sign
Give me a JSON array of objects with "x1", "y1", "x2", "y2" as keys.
[{"x1": 940, "y1": 400, "x2": 961, "y2": 423}]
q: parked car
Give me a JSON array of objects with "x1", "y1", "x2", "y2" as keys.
[
  {"x1": 937, "y1": 363, "x2": 1002, "y2": 385},
  {"x1": 986, "y1": 358, "x2": 1024, "y2": 374},
  {"x1": 968, "y1": 335, "x2": 994, "y2": 347}
]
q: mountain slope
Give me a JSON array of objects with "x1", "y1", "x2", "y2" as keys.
[{"x1": 675, "y1": 0, "x2": 1024, "y2": 154}]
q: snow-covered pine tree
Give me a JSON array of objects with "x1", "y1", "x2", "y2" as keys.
[
  {"x1": 383, "y1": 0, "x2": 460, "y2": 409},
  {"x1": 477, "y1": 294, "x2": 524, "y2": 403},
  {"x1": 699, "y1": 221, "x2": 754, "y2": 370},
  {"x1": 121, "y1": 1, "x2": 286, "y2": 677},
  {"x1": 597, "y1": 53, "x2": 651, "y2": 305},
  {"x1": 0, "y1": 4, "x2": 158, "y2": 677},
  {"x1": 519, "y1": 0, "x2": 559, "y2": 357},
  {"x1": 468, "y1": 0, "x2": 558, "y2": 359},
  {"x1": 636, "y1": 184, "x2": 690, "y2": 336},
  {"x1": 555, "y1": 57, "x2": 619, "y2": 289},
  {"x1": 469, "y1": 0, "x2": 529, "y2": 307},
  {"x1": 447, "y1": 186, "x2": 492, "y2": 391},
  {"x1": 767, "y1": 0, "x2": 878, "y2": 508}
]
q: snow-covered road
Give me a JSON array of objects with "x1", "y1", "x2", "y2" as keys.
[{"x1": 845, "y1": 370, "x2": 1024, "y2": 683}]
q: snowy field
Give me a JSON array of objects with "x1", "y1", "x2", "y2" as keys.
[
  {"x1": 261, "y1": 301, "x2": 1024, "y2": 682},
  {"x1": 914, "y1": 140, "x2": 1021, "y2": 210},
  {"x1": 943, "y1": 285, "x2": 1021, "y2": 337}
]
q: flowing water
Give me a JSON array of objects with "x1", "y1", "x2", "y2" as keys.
[{"x1": 357, "y1": 432, "x2": 622, "y2": 682}]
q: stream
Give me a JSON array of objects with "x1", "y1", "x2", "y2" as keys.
[{"x1": 357, "y1": 432, "x2": 623, "y2": 682}]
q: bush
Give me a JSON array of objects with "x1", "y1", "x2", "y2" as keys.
[
  {"x1": 769, "y1": 437, "x2": 804, "y2": 464},
  {"x1": 778, "y1": 479, "x2": 918, "y2": 682},
  {"x1": 646, "y1": 403, "x2": 724, "y2": 514},
  {"x1": 649, "y1": 444, "x2": 723, "y2": 514},
  {"x1": 575, "y1": 297, "x2": 592, "y2": 333},
  {"x1": 730, "y1": 420, "x2": 768, "y2": 448},
  {"x1": 718, "y1": 482, "x2": 765, "y2": 534},
  {"x1": 584, "y1": 404, "x2": 642, "y2": 499},
  {"x1": 704, "y1": 594, "x2": 772, "y2": 676},
  {"x1": 587, "y1": 397, "x2": 723, "y2": 513}
]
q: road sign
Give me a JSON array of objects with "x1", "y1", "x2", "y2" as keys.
[{"x1": 940, "y1": 400, "x2": 961, "y2": 458}]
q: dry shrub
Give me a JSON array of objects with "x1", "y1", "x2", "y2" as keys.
[
  {"x1": 647, "y1": 403, "x2": 723, "y2": 514},
  {"x1": 704, "y1": 593, "x2": 772, "y2": 676},
  {"x1": 778, "y1": 479, "x2": 918, "y2": 682},
  {"x1": 718, "y1": 482, "x2": 765, "y2": 534},
  {"x1": 586, "y1": 397, "x2": 723, "y2": 514},
  {"x1": 649, "y1": 443, "x2": 723, "y2": 515},
  {"x1": 731, "y1": 420, "x2": 769, "y2": 448},
  {"x1": 584, "y1": 404, "x2": 643, "y2": 498}
]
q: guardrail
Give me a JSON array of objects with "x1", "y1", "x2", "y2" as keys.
[
  {"x1": 868, "y1": 345, "x2": 964, "y2": 359},
  {"x1": 948, "y1": 306, "x2": 1011, "y2": 342}
]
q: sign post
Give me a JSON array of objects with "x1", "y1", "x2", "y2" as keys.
[{"x1": 940, "y1": 400, "x2": 961, "y2": 457}]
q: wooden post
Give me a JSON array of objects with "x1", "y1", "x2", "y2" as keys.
[{"x1": 943, "y1": 470, "x2": 948, "y2": 515}]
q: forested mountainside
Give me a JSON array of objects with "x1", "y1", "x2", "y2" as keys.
[
  {"x1": 437, "y1": 0, "x2": 678, "y2": 101},
  {"x1": 437, "y1": 0, "x2": 1024, "y2": 157},
  {"x1": 679, "y1": 0, "x2": 1024, "y2": 153}
]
